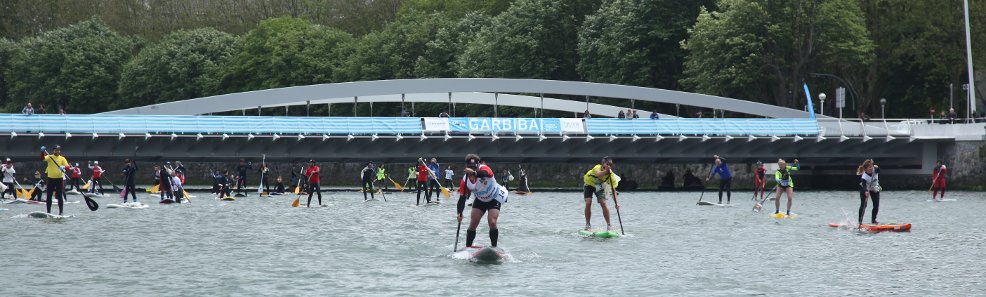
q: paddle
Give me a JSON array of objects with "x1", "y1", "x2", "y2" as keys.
[
  {"x1": 81, "y1": 192, "x2": 99, "y2": 211},
  {"x1": 422, "y1": 161, "x2": 451, "y2": 198},
  {"x1": 292, "y1": 166, "x2": 306, "y2": 207},
  {"x1": 101, "y1": 175, "x2": 123, "y2": 193},
  {"x1": 928, "y1": 167, "x2": 942, "y2": 199},
  {"x1": 388, "y1": 176, "x2": 404, "y2": 191},
  {"x1": 608, "y1": 172, "x2": 625, "y2": 235},
  {"x1": 753, "y1": 186, "x2": 777, "y2": 213},
  {"x1": 696, "y1": 166, "x2": 714, "y2": 205},
  {"x1": 453, "y1": 219, "x2": 462, "y2": 252},
  {"x1": 258, "y1": 154, "x2": 267, "y2": 197}
]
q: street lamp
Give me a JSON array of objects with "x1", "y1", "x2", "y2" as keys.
[
  {"x1": 818, "y1": 93, "x2": 826, "y2": 116},
  {"x1": 880, "y1": 98, "x2": 887, "y2": 119}
]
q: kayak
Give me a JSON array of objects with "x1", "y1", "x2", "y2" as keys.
[
  {"x1": 828, "y1": 223, "x2": 911, "y2": 232},
  {"x1": 769, "y1": 212, "x2": 798, "y2": 219},
  {"x1": 461, "y1": 246, "x2": 506, "y2": 264},
  {"x1": 579, "y1": 229, "x2": 621, "y2": 238}
]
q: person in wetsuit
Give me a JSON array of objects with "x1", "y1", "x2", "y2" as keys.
[
  {"x1": 857, "y1": 159, "x2": 881, "y2": 226},
  {"x1": 122, "y1": 159, "x2": 138, "y2": 203},
  {"x1": 304, "y1": 160, "x2": 321, "y2": 207},
  {"x1": 361, "y1": 162, "x2": 376, "y2": 201},
  {"x1": 706, "y1": 155, "x2": 732, "y2": 204}
]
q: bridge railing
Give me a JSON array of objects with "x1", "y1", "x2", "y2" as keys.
[
  {"x1": 2, "y1": 114, "x2": 422, "y2": 135},
  {"x1": 584, "y1": 118, "x2": 819, "y2": 136},
  {"x1": 2, "y1": 114, "x2": 820, "y2": 137}
]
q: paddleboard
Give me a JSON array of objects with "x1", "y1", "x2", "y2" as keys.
[
  {"x1": 26, "y1": 199, "x2": 79, "y2": 205},
  {"x1": 159, "y1": 199, "x2": 175, "y2": 204},
  {"x1": 769, "y1": 212, "x2": 798, "y2": 219},
  {"x1": 828, "y1": 223, "x2": 911, "y2": 232},
  {"x1": 514, "y1": 191, "x2": 530, "y2": 195},
  {"x1": 578, "y1": 229, "x2": 621, "y2": 238},
  {"x1": 66, "y1": 190, "x2": 81, "y2": 195},
  {"x1": 234, "y1": 193, "x2": 246, "y2": 197},
  {"x1": 698, "y1": 201, "x2": 731, "y2": 207},
  {"x1": 462, "y1": 246, "x2": 506, "y2": 264},
  {"x1": 28, "y1": 211, "x2": 73, "y2": 220},
  {"x1": 0, "y1": 208, "x2": 8, "y2": 211},
  {"x1": 221, "y1": 197, "x2": 236, "y2": 201},
  {"x1": 106, "y1": 202, "x2": 148, "y2": 209},
  {"x1": 926, "y1": 199, "x2": 957, "y2": 202}
]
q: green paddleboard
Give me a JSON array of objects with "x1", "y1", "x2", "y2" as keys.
[{"x1": 579, "y1": 229, "x2": 621, "y2": 238}]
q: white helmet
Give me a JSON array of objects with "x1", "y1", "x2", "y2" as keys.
[{"x1": 94, "y1": 161, "x2": 99, "y2": 165}]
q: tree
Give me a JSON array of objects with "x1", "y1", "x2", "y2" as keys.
[
  {"x1": 4, "y1": 18, "x2": 138, "y2": 113},
  {"x1": 414, "y1": 12, "x2": 492, "y2": 78},
  {"x1": 217, "y1": 17, "x2": 353, "y2": 94},
  {"x1": 337, "y1": 10, "x2": 455, "y2": 81},
  {"x1": 0, "y1": 38, "x2": 17, "y2": 106},
  {"x1": 578, "y1": 0, "x2": 715, "y2": 90},
  {"x1": 400, "y1": 0, "x2": 516, "y2": 17},
  {"x1": 681, "y1": 0, "x2": 875, "y2": 109},
  {"x1": 116, "y1": 28, "x2": 240, "y2": 110},
  {"x1": 456, "y1": 0, "x2": 600, "y2": 80}
]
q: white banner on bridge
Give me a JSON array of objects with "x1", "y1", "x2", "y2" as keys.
[
  {"x1": 559, "y1": 118, "x2": 586, "y2": 134},
  {"x1": 422, "y1": 117, "x2": 449, "y2": 132}
]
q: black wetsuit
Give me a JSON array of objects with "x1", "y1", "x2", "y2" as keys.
[
  {"x1": 123, "y1": 162, "x2": 138, "y2": 202},
  {"x1": 236, "y1": 163, "x2": 252, "y2": 195},
  {"x1": 859, "y1": 168, "x2": 881, "y2": 224},
  {"x1": 159, "y1": 169, "x2": 173, "y2": 201},
  {"x1": 361, "y1": 166, "x2": 375, "y2": 200}
]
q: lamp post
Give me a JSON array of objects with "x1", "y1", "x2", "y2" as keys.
[
  {"x1": 880, "y1": 98, "x2": 887, "y2": 119},
  {"x1": 818, "y1": 93, "x2": 826, "y2": 116}
]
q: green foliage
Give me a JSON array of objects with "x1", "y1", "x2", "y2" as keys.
[
  {"x1": 415, "y1": 12, "x2": 492, "y2": 78},
  {"x1": 401, "y1": 0, "x2": 515, "y2": 17},
  {"x1": 4, "y1": 18, "x2": 138, "y2": 113},
  {"x1": 0, "y1": 38, "x2": 18, "y2": 105},
  {"x1": 338, "y1": 10, "x2": 454, "y2": 81},
  {"x1": 456, "y1": 0, "x2": 599, "y2": 80},
  {"x1": 578, "y1": 0, "x2": 715, "y2": 89},
  {"x1": 681, "y1": 0, "x2": 874, "y2": 108},
  {"x1": 217, "y1": 18, "x2": 353, "y2": 93},
  {"x1": 116, "y1": 28, "x2": 240, "y2": 110}
]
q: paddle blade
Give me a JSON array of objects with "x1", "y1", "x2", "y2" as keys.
[
  {"x1": 147, "y1": 184, "x2": 160, "y2": 193},
  {"x1": 82, "y1": 180, "x2": 91, "y2": 190},
  {"x1": 393, "y1": 180, "x2": 404, "y2": 191},
  {"x1": 441, "y1": 187, "x2": 451, "y2": 198},
  {"x1": 184, "y1": 191, "x2": 192, "y2": 202},
  {"x1": 291, "y1": 197, "x2": 300, "y2": 207},
  {"x1": 16, "y1": 189, "x2": 25, "y2": 199},
  {"x1": 83, "y1": 194, "x2": 99, "y2": 211},
  {"x1": 294, "y1": 185, "x2": 300, "y2": 194}
]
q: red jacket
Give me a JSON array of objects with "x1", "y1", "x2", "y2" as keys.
[
  {"x1": 71, "y1": 167, "x2": 81, "y2": 179},
  {"x1": 417, "y1": 164, "x2": 429, "y2": 182},
  {"x1": 92, "y1": 166, "x2": 102, "y2": 178},
  {"x1": 305, "y1": 166, "x2": 320, "y2": 184},
  {"x1": 932, "y1": 166, "x2": 947, "y2": 187}
]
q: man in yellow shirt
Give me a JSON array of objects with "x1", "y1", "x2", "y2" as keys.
[
  {"x1": 41, "y1": 145, "x2": 70, "y2": 215},
  {"x1": 582, "y1": 157, "x2": 618, "y2": 231}
]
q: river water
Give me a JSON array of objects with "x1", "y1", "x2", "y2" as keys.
[{"x1": 2, "y1": 190, "x2": 984, "y2": 296}]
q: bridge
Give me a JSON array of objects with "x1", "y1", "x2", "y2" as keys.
[{"x1": 1, "y1": 79, "x2": 982, "y2": 176}]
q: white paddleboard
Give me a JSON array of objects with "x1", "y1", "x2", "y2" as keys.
[
  {"x1": 698, "y1": 201, "x2": 731, "y2": 207},
  {"x1": 926, "y1": 199, "x2": 957, "y2": 202},
  {"x1": 28, "y1": 211, "x2": 73, "y2": 219},
  {"x1": 106, "y1": 202, "x2": 149, "y2": 209}
]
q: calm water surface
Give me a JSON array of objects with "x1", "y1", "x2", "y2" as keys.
[{"x1": 2, "y1": 190, "x2": 984, "y2": 296}]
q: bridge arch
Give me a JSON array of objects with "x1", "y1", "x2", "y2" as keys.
[{"x1": 102, "y1": 78, "x2": 818, "y2": 118}]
